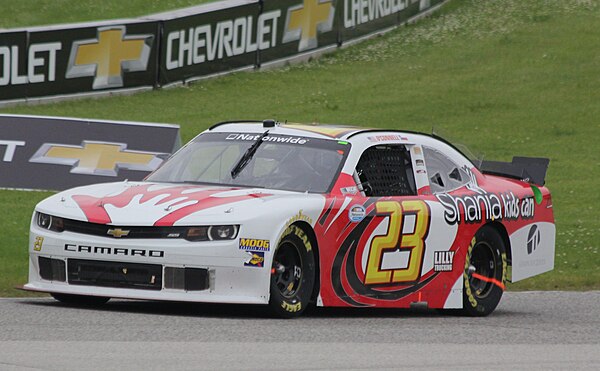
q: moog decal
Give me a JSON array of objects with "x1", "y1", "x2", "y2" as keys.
[{"x1": 239, "y1": 238, "x2": 270, "y2": 252}]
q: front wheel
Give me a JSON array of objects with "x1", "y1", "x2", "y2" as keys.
[
  {"x1": 269, "y1": 225, "x2": 316, "y2": 318},
  {"x1": 51, "y1": 293, "x2": 110, "y2": 306},
  {"x1": 461, "y1": 225, "x2": 507, "y2": 316}
]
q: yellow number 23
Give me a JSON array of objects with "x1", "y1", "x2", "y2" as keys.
[{"x1": 364, "y1": 200, "x2": 430, "y2": 285}]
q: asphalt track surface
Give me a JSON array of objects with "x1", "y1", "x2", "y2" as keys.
[{"x1": 1, "y1": 291, "x2": 599, "y2": 370}]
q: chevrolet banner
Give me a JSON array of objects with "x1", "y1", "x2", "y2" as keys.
[
  {"x1": 0, "y1": 0, "x2": 446, "y2": 104},
  {"x1": 0, "y1": 20, "x2": 159, "y2": 102},
  {"x1": 0, "y1": 115, "x2": 180, "y2": 190},
  {"x1": 151, "y1": 0, "x2": 260, "y2": 85},
  {"x1": 339, "y1": 0, "x2": 420, "y2": 42},
  {"x1": 258, "y1": 0, "x2": 339, "y2": 65}
]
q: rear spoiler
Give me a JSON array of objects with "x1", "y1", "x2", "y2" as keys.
[{"x1": 478, "y1": 157, "x2": 550, "y2": 186}]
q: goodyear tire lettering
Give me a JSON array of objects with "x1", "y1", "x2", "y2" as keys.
[
  {"x1": 269, "y1": 223, "x2": 316, "y2": 318},
  {"x1": 464, "y1": 237, "x2": 478, "y2": 308},
  {"x1": 281, "y1": 300, "x2": 302, "y2": 313},
  {"x1": 282, "y1": 224, "x2": 311, "y2": 252}
]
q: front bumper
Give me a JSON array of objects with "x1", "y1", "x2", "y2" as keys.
[{"x1": 25, "y1": 227, "x2": 271, "y2": 305}]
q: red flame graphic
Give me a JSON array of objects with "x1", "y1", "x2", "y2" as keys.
[{"x1": 72, "y1": 184, "x2": 270, "y2": 226}]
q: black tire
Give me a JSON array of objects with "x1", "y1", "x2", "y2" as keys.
[
  {"x1": 51, "y1": 293, "x2": 110, "y2": 306},
  {"x1": 269, "y1": 225, "x2": 316, "y2": 318},
  {"x1": 461, "y1": 225, "x2": 507, "y2": 316}
]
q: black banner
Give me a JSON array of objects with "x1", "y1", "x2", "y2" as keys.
[
  {"x1": 399, "y1": 0, "x2": 445, "y2": 23},
  {"x1": 258, "y1": 0, "x2": 340, "y2": 65},
  {"x1": 0, "y1": 21, "x2": 159, "y2": 101},
  {"x1": 0, "y1": 115, "x2": 180, "y2": 191},
  {"x1": 338, "y1": 0, "x2": 431, "y2": 42},
  {"x1": 0, "y1": 0, "x2": 446, "y2": 103},
  {"x1": 0, "y1": 31, "x2": 29, "y2": 101},
  {"x1": 26, "y1": 20, "x2": 160, "y2": 98},
  {"x1": 339, "y1": 0, "x2": 401, "y2": 42},
  {"x1": 156, "y1": 1, "x2": 260, "y2": 85}
]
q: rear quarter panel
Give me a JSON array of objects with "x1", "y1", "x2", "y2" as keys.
[{"x1": 487, "y1": 176, "x2": 555, "y2": 282}]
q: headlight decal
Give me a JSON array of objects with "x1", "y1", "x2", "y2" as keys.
[
  {"x1": 208, "y1": 225, "x2": 239, "y2": 241},
  {"x1": 35, "y1": 213, "x2": 239, "y2": 242},
  {"x1": 36, "y1": 213, "x2": 65, "y2": 232}
]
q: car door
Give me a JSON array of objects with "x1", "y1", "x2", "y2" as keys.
[
  {"x1": 320, "y1": 140, "x2": 466, "y2": 308},
  {"x1": 352, "y1": 143, "x2": 429, "y2": 287}
]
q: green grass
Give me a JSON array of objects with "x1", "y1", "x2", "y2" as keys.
[
  {"x1": 2, "y1": 0, "x2": 599, "y2": 296},
  {"x1": 0, "y1": 191, "x2": 53, "y2": 297},
  {"x1": 0, "y1": 0, "x2": 214, "y2": 28}
]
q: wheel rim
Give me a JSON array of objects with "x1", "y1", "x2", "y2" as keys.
[
  {"x1": 469, "y1": 241, "x2": 498, "y2": 299},
  {"x1": 272, "y1": 241, "x2": 303, "y2": 299}
]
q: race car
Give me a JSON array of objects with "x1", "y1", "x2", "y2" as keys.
[{"x1": 23, "y1": 120, "x2": 555, "y2": 317}]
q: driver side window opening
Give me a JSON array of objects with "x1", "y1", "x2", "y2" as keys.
[
  {"x1": 422, "y1": 146, "x2": 470, "y2": 193},
  {"x1": 354, "y1": 144, "x2": 417, "y2": 197}
]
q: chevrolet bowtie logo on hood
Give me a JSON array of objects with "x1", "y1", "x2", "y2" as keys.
[
  {"x1": 66, "y1": 26, "x2": 153, "y2": 89},
  {"x1": 108, "y1": 229, "x2": 131, "y2": 238},
  {"x1": 30, "y1": 141, "x2": 166, "y2": 176},
  {"x1": 283, "y1": 0, "x2": 335, "y2": 52}
]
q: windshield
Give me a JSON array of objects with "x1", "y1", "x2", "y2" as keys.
[{"x1": 146, "y1": 132, "x2": 350, "y2": 193}]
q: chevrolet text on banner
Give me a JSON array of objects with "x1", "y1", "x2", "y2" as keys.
[
  {"x1": 150, "y1": 0, "x2": 261, "y2": 85},
  {"x1": 0, "y1": 115, "x2": 181, "y2": 191},
  {"x1": 0, "y1": 0, "x2": 447, "y2": 104}
]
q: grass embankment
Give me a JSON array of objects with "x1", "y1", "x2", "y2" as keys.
[
  {"x1": 0, "y1": 0, "x2": 213, "y2": 28},
  {"x1": 1, "y1": 0, "x2": 599, "y2": 296}
]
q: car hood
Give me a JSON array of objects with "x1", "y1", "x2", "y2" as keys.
[{"x1": 36, "y1": 181, "x2": 315, "y2": 226}]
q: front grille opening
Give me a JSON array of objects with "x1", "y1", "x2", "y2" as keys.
[
  {"x1": 67, "y1": 259, "x2": 162, "y2": 291},
  {"x1": 61, "y1": 219, "x2": 190, "y2": 239},
  {"x1": 39, "y1": 257, "x2": 66, "y2": 282},
  {"x1": 164, "y1": 267, "x2": 209, "y2": 291}
]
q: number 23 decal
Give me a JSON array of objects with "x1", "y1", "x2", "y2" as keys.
[{"x1": 364, "y1": 200, "x2": 431, "y2": 285}]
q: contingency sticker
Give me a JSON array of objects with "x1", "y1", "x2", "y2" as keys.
[
  {"x1": 239, "y1": 238, "x2": 270, "y2": 252},
  {"x1": 244, "y1": 251, "x2": 265, "y2": 268},
  {"x1": 433, "y1": 251, "x2": 454, "y2": 272},
  {"x1": 33, "y1": 236, "x2": 44, "y2": 251},
  {"x1": 348, "y1": 204, "x2": 366, "y2": 222}
]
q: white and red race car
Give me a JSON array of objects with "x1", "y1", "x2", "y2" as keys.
[{"x1": 24, "y1": 120, "x2": 555, "y2": 317}]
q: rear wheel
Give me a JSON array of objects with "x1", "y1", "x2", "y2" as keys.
[
  {"x1": 269, "y1": 225, "x2": 316, "y2": 318},
  {"x1": 462, "y1": 225, "x2": 507, "y2": 316},
  {"x1": 51, "y1": 293, "x2": 110, "y2": 306}
]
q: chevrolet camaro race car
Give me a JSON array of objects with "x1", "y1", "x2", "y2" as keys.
[{"x1": 24, "y1": 120, "x2": 555, "y2": 317}]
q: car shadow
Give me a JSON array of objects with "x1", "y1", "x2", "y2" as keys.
[{"x1": 17, "y1": 296, "x2": 516, "y2": 319}]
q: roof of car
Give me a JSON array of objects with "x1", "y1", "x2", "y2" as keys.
[
  {"x1": 208, "y1": 120, "x2": 410, "y2": 140},
  {"x1": 207, "y1": 120, "x2": 478, "y2": 168}
]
